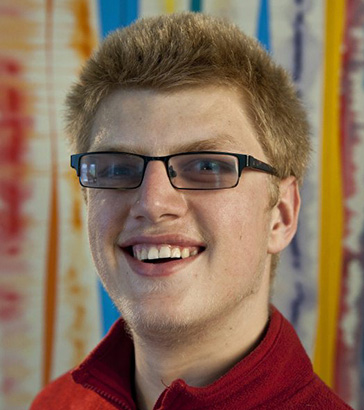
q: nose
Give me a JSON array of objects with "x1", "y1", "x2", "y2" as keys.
[{"x1": 129, "y1": 161, "x2": 188, "y2": 223}]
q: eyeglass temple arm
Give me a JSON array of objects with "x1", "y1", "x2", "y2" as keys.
[
  {"x1": 70, "y1": 154, "x2": 81, "y2": 176},
  {"x1": 246, "y1": 156, "x2": 277, "y2": 176}
]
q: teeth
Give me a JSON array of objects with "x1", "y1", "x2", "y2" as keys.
[
  {"x1": 147, "y1": 247, "x2": 159, "y2": 260},
  {"x1": 135, "y1": 248, "x2": 142, "y2": 260},
  {"x1": 159, "y1": 246, "x2": 171, "y2": 258},
  {"x1": 132, "y1": 244, "x2": 199, "y2": 261},
  {"x1": 141, "y1": 248, "x2": 148, "y2": 260},
  {"x1": 181, "y1": 248, "x2": 190, "y2": 259},
  {"x1": 171, "y1": 247, "x2": 181, "y2": 258}
]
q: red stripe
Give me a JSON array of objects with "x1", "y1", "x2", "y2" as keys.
[{"x1": 335, "y1": 0, "x2": 363, "y2": 404}]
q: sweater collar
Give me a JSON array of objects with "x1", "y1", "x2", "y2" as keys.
[{"x1": 72, "y1": 306, "x2": 313, "y2": 409}]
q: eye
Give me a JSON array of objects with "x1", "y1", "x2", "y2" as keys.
[
  {"x1": 196, "y1": 160, "x2": 220, "y2": 173},
  {"x1": 112, "y1": 166, "x2": 132, "y2": 176},
  {"x1": 100, "y1": 163, "x2": 138, "y2": 178},
  {"x1": 184, "y1": 158, "x2": 235, "y2": 175}
]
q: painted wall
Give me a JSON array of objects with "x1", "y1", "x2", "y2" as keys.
[{"x1": 0, "y1": 1, "x2": 363, "y2": 409}]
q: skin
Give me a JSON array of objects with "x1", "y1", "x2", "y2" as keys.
[{"x1": 86, "y1": 85, "x2": 300, "y2": 410}]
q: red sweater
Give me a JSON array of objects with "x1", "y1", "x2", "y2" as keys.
[{"x1": 30, "y1": 307, "x2": 352, "y2": 409}]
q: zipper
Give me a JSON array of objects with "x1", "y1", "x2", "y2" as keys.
[{"x1": 82, "y1": 382, "x2": 133, "y2": 410}]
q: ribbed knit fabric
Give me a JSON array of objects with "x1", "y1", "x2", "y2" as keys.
[{"x1": 30, "y1": 307, "x2": 353, "y2": 409}]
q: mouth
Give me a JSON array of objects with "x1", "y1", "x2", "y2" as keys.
[{"x1": 123, "y1": 244, "x2": 205, "y2": 264}]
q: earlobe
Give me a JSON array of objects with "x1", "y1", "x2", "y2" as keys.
[{"x1": 268, "y1": 177, "x2": 301, "y2": 254}]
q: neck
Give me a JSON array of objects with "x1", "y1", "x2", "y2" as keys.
[{"x1": 132, "y1": 298, "x2": 270, "y2": 410}]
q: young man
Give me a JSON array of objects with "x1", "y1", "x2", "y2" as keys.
[{"x1": 31, "y1": 12, "x2": 352, "y2": 410}]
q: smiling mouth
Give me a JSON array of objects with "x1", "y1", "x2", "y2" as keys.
[{"x1": 124, "y1": 244, "x2": 205, "y2": 264}]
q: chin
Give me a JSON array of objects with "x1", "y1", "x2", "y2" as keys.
[
  {"x1": 112, "y1": 291, "x2": 208, "y2": 339},
  {"x1": 122, "y1": 303, "x2": 195, "y2": 341}
]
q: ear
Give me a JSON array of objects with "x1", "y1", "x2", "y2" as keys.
[{"x1": 268, "y1": 176, "x2": 301, "y2": 254}]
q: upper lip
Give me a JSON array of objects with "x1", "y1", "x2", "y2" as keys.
[{"x1": 118, "y1": 234, "x2": 206, "y2": 249}]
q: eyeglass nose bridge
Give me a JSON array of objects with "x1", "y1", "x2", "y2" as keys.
[{"x1": 139, "y1": 155, "x2": 177, "y2": 187}]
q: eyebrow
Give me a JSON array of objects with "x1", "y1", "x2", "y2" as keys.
[{"x1": 91, "y1": 134, "x2": 239, "y2": 154}]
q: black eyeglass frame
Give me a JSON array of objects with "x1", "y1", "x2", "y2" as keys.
[{"x1": 70, "y1": 151, "x2": 278, "y2": 191}]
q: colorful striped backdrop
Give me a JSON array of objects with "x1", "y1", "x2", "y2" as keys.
[{"x1": 0, "y1": 1, "x2": 363, "y2": 409}]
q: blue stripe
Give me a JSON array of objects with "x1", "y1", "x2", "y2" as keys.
[
  {"x1": 97, "y1": 0, "x2": 121, "y2": 37},
  {"x1": 96, "y1": 0, "x2": 139, "y2": 336},
  {"x1": 98, "y1": 283, "x2": 120, "y2": 336},
  {"x1": 97, "y1": 0, "x2": 139, "y2": 37},
  {"x1": 293, "y1": 0, "x2": 304, "y2": 83},
  {"x1": 288, "y1": 0, "x2": 307, "y2": 327},
  {"x1": 120, "y1": 0, "x2": 139, "y2": 28},
  {"x1": 190, "y1": 0, "x2": 202, "y2": 12},
  {"x1": 256, "y1": 0, "x2": 271, "y2": 52}
]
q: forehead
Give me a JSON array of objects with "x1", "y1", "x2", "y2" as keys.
[{"x1": 90, "y1": 86, "x2": 264, "y2": 158}]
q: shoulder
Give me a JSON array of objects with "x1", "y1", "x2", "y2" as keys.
[
  {"x1": 302, "y1": 375, "x2": 352, "y2": 409},
  {"x1": 264, "y1": 308, "x2": 353, "y2": 409},
  {"x1": 273, "y1": 374, "x2": 353, "y2": 410},
  {"x1": 29, "y1": 372, "x2": 115, "y2": 410}
]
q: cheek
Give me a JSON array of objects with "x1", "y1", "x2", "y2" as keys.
[
  {"x1": 87, "y1": 193, "x2": 125, "y2": 250},
  {"x1": 86, "y1": 196, "x2": 127, "y2": 279},
  {"x1": 199, "y1": 192, "x2": 270, "y2": 262},
  {"x1": 204, "y1": 194, "x2": 262, "y2": 237}
]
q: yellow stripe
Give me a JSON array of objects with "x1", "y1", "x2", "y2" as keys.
[
  {"x1": 313, "y1": 0, "x2": 345, "y2": 387},
  {"x1": 164, "y1": 0, "x2": 175, "y2": 13}
]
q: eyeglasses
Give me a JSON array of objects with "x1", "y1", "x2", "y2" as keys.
[{"x1": 70, "y1": 151, "x2": 277, "y2": 191}]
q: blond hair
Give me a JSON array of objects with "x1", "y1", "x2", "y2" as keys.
[{"x1": 66, "y1": 12, "x2": 310, "y2": 187}]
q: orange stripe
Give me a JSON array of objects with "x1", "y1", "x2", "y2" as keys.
[
  {"x1": 43, "y1": 184, "x2": 59, "y2": 386},
  {"x1": 42, "y1": 0, "x2": 59, "y2": 387}
]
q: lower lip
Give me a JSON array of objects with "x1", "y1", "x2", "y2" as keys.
[{"x1": 119, "y1": 247, "x2": 200, "y2": 277}]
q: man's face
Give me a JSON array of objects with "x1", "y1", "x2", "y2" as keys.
[{"x1": 87, "y1": 86, "x2": 275, "y2": 337}]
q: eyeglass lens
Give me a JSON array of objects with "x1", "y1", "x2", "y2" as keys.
[
  {"x1": 79, "y1": 153, "x2": 240, "y2": 189},
  {"x1": 80, "y1": 153, "x2": 144, "y2": 188},
  {"x1": 170, "y1": 153, "x2": 239, "y2": 189}
]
